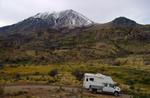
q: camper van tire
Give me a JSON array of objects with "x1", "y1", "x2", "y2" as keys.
[
  {"x1": 92, "y1": 89, "x2": 97, "y2": 93},
  {"x1": 89, "y1": 85, "x2": 92, "y2": 91},
  {"x1": 114, "y1": 91, "x2": 119, "y2": 96},
  {"x1": 89, "y1": 85, "x2": 97, "y2": 93}
]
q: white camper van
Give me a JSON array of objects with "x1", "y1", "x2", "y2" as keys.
[{"x1": 83, "y1": 73, "x2": 121, "y2": 96}]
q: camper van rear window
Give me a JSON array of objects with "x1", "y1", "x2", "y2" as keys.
[{"x1": 89, "y1": 78, "x2": 94, "y2": 81}]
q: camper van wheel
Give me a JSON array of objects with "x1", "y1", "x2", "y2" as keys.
[
  {"x1": 89, "y1": 85, "x2": 92, "y2": 91},
  {"x1": 114, "y1": 91, "x2": 119, "y2": 96},
  {"x1": 89, "y1": 86, "x2": 96, "y2": 93},
  {"x1": 92, "y1": 89, "x2": 97, "y2": 93}
]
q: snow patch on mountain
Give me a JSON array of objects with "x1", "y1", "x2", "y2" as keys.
[{"x1": 32, "y1": 9, "x2": 93, "y2": 28}]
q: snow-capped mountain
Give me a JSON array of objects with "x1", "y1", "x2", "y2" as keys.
[
  {"x1": 32, "y1": 9, "x2": 93, "y2": 28},
  {"x1": 0, "y1": 10, "x2": 93, "y2": 35}
]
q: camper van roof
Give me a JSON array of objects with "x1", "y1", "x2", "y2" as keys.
[
  {"x1": 85, "y1": 73, "x2": 107, "y2": 78},
  {"x1": 84, "y1": 73, "x2": 114, "y2": 84},
  {"x1": 84, "y1": 73, "x2": 113, "y2": 79}
]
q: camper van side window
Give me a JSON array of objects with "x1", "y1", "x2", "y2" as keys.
[
  {"x1": 109, "y1": 84, "x2": 115, "y2": 88},
  {"x1": 89, "y1": 78, "x2": 94, "y2": 81},
  {"x1": 104, "y1": 83, "x2": 108, "y2": 87},
  {"x1": 86, "y1": 78, "x2": 88, "y2": 81}
]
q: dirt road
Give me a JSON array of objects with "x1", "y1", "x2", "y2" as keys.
[{"x1": 3, "y1": 84, "x2": 131, "y2": 98}]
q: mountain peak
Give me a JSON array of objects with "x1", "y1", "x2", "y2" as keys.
[
  {"x1": 62, "y1": 9, "x2": 74, "y2": 13},
  {"x1": 32, "y1": 9, "x2": 93, "y2": 28},
  {"x1": 0, "y1": 9, "x2": 94, "y2": 36},
  {"x1": 112, "y1": 17, "x2": 137, "y2": 27}
]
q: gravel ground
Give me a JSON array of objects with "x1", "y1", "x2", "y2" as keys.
[{"x1": 3, "y1": 85, "x2": 131, "y2": 98}]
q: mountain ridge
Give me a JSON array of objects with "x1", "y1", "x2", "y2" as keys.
[
  {"x1": 0, "y1": 10, "x2": 149, "y2": 65},
  {"x1": 0, "y1": 9, "x2": 94, "y2": 36},
  {"x1": 0, "y1": 9, "x2": 147, "y2": 36}
]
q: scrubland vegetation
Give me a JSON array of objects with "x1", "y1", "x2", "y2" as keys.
[{"x1": 0, "y1": 61, "x2": 150, "y2": 98}]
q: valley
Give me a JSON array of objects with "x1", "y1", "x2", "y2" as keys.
[{"x1": 0, "y1": 10, "x2": 149, "y2": 98}]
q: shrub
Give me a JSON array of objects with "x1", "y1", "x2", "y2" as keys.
[
  {"x1": 26, "y1": 76, "x2": 30, "y2": 80},
  {"x1": 130, "y1": 85, "x2": 135, "y2": 90},
  {"x1": 48, "y1": 69, "x2": 58, "y2": 77},
  {"x1": 72, "y1": 69, "x2": 84, "y2": 81},
  {"x1": 140, "y1": 77, "x2": 150, "y2": 85},
  {"x1": 113, "y1": 61, "x2": 121, "y2": 66},
  {"x1": 125, "y1": 78, "x2": 136, "y2": 85},
  {"x1": 34, "y1": 72, "x2": 40, "y2": 75},
  {"x1": 47, "y1": 79, "x2": 56, "y2": 84},
  {"x1": 15, "y1": 73, "x2": 21, "y2": 80},
  {"x1": 0, "y1": 85, "x2": 4, "y2": 96},
  {"x1": 0, "y1": 64, "x2": 4, "y2": 69},
  {"x1": 14, "y1": 91, "x2": 28, "y2": 96},
  {"x1": 10, "y1": 65, "x2": 18, "y2": 68}
]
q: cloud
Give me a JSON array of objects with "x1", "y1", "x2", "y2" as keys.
[{"x1": 0, "y1": 0, "x2": 149, "y2": 27}]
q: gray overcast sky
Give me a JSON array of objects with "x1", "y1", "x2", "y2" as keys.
[{"x1": 0, "y1": 0, "x2": 150, "y2": 27}]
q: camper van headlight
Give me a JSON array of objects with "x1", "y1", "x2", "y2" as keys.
[{"x1": 116, "y1": 87, "x2": 121, "y2": 91}]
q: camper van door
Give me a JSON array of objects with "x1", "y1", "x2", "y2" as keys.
[{"x1": 103, "y1": 84, "x2": 114, "y2": 93}]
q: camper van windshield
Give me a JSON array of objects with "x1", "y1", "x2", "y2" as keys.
[{"x1": 109, "y1": 84, "x2": 115, "y2": 88}]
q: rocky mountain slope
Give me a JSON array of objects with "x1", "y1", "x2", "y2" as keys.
[
  {"x1": 0, "y1": 10, "x2": 149, "y2": 65},
  {"x1": 0, "y1": 10, "x2": 93, "y2": 36}
]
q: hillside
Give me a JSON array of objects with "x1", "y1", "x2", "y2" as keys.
[{"x1": 0, "y1": 16, "x2": 149, "y2": 65}]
